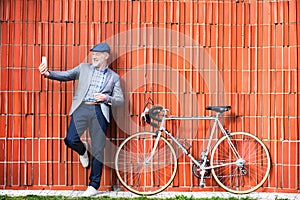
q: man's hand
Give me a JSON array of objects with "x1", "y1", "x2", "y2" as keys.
[
  {"x1": 39, "y1": 63, "x2": 50, "y2": 76},
  {"x1": 94, "y1": 93, "x2": 107, "y2": 102}
]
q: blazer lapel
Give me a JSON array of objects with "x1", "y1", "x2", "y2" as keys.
[
  {"x1": 99, "y1": 69, "x2": 112, "y2": 92},
  {"x1": 86, "y1": 65, "x2": 94, "y2": 86},
  {"x1": 80, "y1": 65, "x2": 94, "y2": 95}
]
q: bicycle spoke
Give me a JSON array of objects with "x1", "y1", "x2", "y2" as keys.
[
  {"x1": 115, "y1": 132, "x2": 178, "y2": 195},
  {"x1": 211, "y1": 132, "x2": 271, "y2": 194}
]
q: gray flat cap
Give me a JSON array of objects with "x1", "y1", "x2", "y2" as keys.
[{"x1": 90, "y1": 43, "x2": 110, "y2": 53}]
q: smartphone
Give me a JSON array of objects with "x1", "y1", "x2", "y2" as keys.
[{"x1": 42, "y1": 56, "x2": 47, "y2": 65}]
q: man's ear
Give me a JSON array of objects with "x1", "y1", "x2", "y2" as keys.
[{"x1": 105, "y1": 52, "x2": 110, "y2": 60}]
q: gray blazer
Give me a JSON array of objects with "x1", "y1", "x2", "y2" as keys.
[{"x1": 47, "y1": 63, "x2": 124, "y2": 122}]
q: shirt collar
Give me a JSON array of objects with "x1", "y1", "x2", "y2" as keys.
[{"x1": 94, "y1": 65, "x2": 108, "y2": 74}]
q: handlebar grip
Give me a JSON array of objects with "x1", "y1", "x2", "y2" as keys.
[{"x1": 149, "y1": 106, "x2": 164, "y2": 122}]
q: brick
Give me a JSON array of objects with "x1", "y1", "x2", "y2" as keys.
[
  {"x1": 0, "y1": 1, "x2": 4, "y2": 20},
  {"x1": 14, "y1": 0, "x2": 22, "y2": 21},
  {"x1": 79, "y1": 23, "x2": 89, "y2": 45},
  {"x1": 172, "y1": 1, "x2": 180, "y2": 24},
  {"x1": 250, "y1": 25, "x2": 257, "y2": 47},
  {"x1": 289, "y1": 118, "x2": 298, "y2": 140},
  {"x1": 221, "y1": 2, "x2": 230, "y2": 25},
  {"x1": 129, "y1": 1, "x2": 139, "y2": 23},
  {"x1": 257, "y1": 25, "x2": 266, "y2": 48}
]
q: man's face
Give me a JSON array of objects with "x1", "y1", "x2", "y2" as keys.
[{"x1": 91, "y1": 52, "x2": 109, "y2": 67}]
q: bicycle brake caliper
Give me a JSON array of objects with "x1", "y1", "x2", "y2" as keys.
[{"x1": 225, "y1": 129, "x2": 231, "y2": 136}]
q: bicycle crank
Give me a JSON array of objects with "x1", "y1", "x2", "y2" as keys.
[{"x1": 192, "y1": 160, "x2": 211, "y2": 179}]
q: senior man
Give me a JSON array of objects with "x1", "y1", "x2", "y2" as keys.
[{"x1": 38, "y1": 43, "x2": 124, "y2": 197}]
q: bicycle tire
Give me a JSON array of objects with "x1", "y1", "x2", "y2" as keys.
[
  {"x1": 210, "y1": 132, "x2": 271, "y2": 194},
  {"x1": 115, "y1": 131, "x2": 178, "y2": 196}
]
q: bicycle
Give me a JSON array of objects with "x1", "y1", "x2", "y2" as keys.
[{"x1": 115, "y1": 98, "x2": 271, "y2": 196}]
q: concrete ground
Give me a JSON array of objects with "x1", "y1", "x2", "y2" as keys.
[{"x1": 0, "y1": 190, "x2": 299, "y2": 199}]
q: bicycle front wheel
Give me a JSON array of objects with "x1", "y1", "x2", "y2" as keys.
[
  {"x1": 115, "y1": 131, "x2": 178, "y2": 196},
  {"x1": 210, "y1": 132, "x2": 271, "y2": 194}
]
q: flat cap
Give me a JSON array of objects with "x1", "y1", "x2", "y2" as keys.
[{"x1": 90, "y1": 43, "x2": 110, "y2": 54}]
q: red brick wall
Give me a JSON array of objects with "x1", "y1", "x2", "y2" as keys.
[{"x1": 0, "y1": 0, "x2": 299, "y2": 193}]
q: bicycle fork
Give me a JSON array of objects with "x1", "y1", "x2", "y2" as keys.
[{"x1": 145, "y1": 111, "x2": 168, "y2": 164}]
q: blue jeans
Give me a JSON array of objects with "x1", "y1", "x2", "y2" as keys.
[{"x1": 64, "y1": 103, "x2": 107, "y2": 189}]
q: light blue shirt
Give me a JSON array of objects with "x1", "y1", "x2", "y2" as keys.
[{"x1": 83, "y1": 66, "x2": 108, "y2": 102}]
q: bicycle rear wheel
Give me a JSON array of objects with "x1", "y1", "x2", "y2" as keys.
[
  {"x1": 210, "y1": 132, "x2": 271, "y2": 194},
  {"x1": 115, "y1": 131, "x2": 178, "y2": 196}
]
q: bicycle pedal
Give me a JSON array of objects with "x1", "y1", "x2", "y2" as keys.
[{"x1": 200, "y1": 182, "x2": 206, "y2": 188}]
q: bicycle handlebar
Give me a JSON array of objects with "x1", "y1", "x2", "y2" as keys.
[{"x1": 140, "y1": 98, "x2": 161, "y2": 128}]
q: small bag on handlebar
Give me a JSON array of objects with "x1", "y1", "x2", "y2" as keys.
[{"x1": 140, "y1": 105, "x2": 164, "y2": 128}]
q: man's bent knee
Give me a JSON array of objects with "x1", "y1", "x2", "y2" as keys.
[{"x1": 64, "y1": 136, "x2": 74, "y2": 148}]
